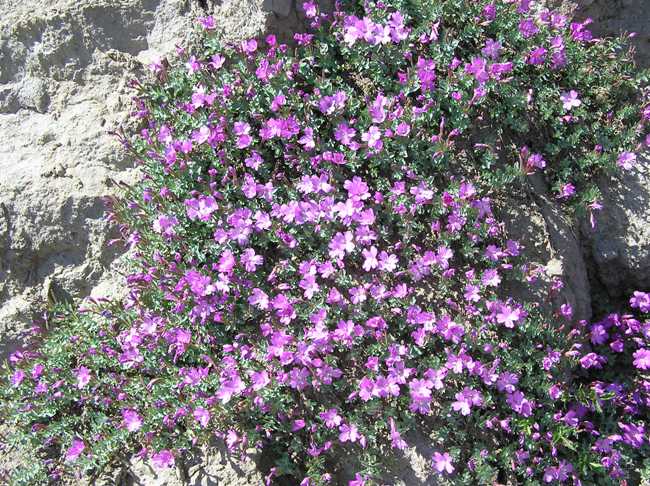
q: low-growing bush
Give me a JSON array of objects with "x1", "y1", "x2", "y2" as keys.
[{"x1": 2, "y1": 0, "x2": 649, "y2": 484}]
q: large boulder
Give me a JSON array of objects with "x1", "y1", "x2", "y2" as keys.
[{"x1": 0, "y1": 0, "x2": 288, "y2": 358}]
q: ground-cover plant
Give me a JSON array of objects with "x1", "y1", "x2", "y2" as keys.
[{"x1": 2, "y1": 0, "x2": 650, "y2": 484}]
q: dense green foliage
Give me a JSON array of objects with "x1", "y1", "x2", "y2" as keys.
[{"x1": 2, "y1": 1, "x2": 649, "y2": 485}]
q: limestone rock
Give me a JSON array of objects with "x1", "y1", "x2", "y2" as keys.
[
  {"x1": 0, "y1": 0, "x2": 273, "y2": 360},
  {"x1": 575, "y1": 0, "x2": 650, "y2": 68},
  {"x1": 582, "y1": 159, "x2": 650, "y2": 302}
]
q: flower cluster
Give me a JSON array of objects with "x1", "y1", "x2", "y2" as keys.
[{"x1": 1, "y1": 1, "x2": 649, "y2": 485}]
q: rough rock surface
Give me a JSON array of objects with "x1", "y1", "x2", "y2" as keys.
[
  {"x1": 575, "y1": 0, "x2": 650, "y2": 68},
  {"x1": 0, "y1": 0, "x2": 329, "y2": 359},
  {"x1": 581, "y1": 159, "x2": 650, "y2": 305}
]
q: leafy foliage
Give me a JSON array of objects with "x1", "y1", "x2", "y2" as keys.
[{"x1": 2, "y1": 1, "x2": 649, "y2": 485}]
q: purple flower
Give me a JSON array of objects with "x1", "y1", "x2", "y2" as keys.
[
  {"x1": 198, "y1": 16, "x2": 216, "y2": 30},
  {"x1": 388, "y1": 417, "x2": 407, "y2": 450},
  {"x1": 335, "y1": 123, "x2": 356, "y2": 146},
  {"x1": 496, "y1": 372, "x2": 519, "y2": 393},
  {"x1": 233, "y1": 121, "x2": 252, "y2": 149},
  {"x1": 579, "y1": 352, "x2": 606, "y2": 369},
  {"x1": 338, "y1": 423, "x2": 361, "y2": 443},
  {"x1": 618, "y1": 422, "x2": 645, "y2": 448},
  {"x1": 65, "y1": 438, "x2": 85, "y2": 462},
  {"x1": 152, "y1": 449, "x2": 175, "y2": 468},
  {"x1": 560, "y1": 90, "x2": 581, "y2": 110},
  {"x1": 329, "y1": 231, "x2": 355, "y2": 260},
  {"x1": 361, "y1": 126, "x2": 383, "y2": 151},
  {"x1": 153, "y1": 215, "x2": 179, "y2": 238},
  {"x1": 633, "y1": 348, "x2": 650, "y2": 370},
  {"x1": 527, "y1": 47, "x2": 547, "y2": 65},
  {"x1": 369, "y1": 94, "x2": 388, "y2": 123},
  {"x1": 617, "y1": 152, "x2": 636, "y2": 170},
  {"x1": 589, "y1": 324, "x2": 608, "y2": 345},
  {"x1": 250, "y1": 370, "x2": 270, "y2": 391},
  {"x1": 362, "y1": 246, "x2": 378, "y2": 272},
  {"x1": 408, "y1": 378, "x2": 433, "y2": 414},
  {"x1": 481, "y1": 39, "x2": 501, "y2": 59},
  {"x1": 451, "y1": 387, "x2": 483, "y2": 416},
  {"x1": 193, "y1": 407, "x2": 210, "y2": 427},
  {"x1": 557, "y1": 183, "x2": 576, "y2": 199},
  {"x1": 76, "y1": 366, "x2": 91, "y2": 389},
  {"x1": 249, "y1": 288, "x2": 269, "y2": 310},
  {"x1": 519, "y1": 18, "x2": 539, "y2": 38},
  {"x1": 122, "y1": 409, "x2": 143, "y2": 432},
  {"x1": 185, "y1": 195, "x2": 218, "y2": 222},
  {"x1": 432, "y1": 452, "x2": 454, "y2": 475},
  {"x1": 349, "y1": 473, "x2": 367, "y2": 486},
  {"x1": 496, "y1": 303, "x2": 523, "y2": 328},
  {"x1": 630, "y1": 291, "x2": 650, "y2": 312},
  {"x1": 216, "y1": 375, "x2": 245, "y2": 404},
  {"x1": 320, "y1": 408, "x2": 342, "y2": 428},
  {"x1": 241, "y1": 248, "x2": 263, "y2": 272},
  {"x1": 507, "y1": 391, "x2": 533, "y2": 417},
  {"x1": 10, "y1": 369, "x2": 25, "y2": 387},
  {"x1": 186, "y1": 56, "x2": 201, "y2": 74}
]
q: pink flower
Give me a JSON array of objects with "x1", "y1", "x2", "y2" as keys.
[
  {"x1": 633, "y1": 348, "x2": 650, "y2": 370},
  {"x1": 361, "y1": 126, "x2": 383, "y2": 150},
  {"x1": 250, "y1": 370, "x2": 270, "y2": 391},
  {"x1": 617, "y1": 151, "x2": 637, "y2": 170},
  {"x1": 362, "y1": 246, "x2": 378, "y2": 271},
  {"x1": 320, "y1": 408, "x2": 342, "y2": 428},
  {"x1": 451, "y1": 387, "x2": 482, "y2": 415},
  {"x1": 198, "y1": 16, "x2": 216, "y2": 30},
  {"x1": 10, "y1": 369, "x2": 25, "y2": 387},
  {"x1": 560, "y1": 90, "x2": 581, "y2": 110},
  {"x1": 153, "y1": 215, "x2": 179, "y2": 239},
  {"x1": 65, "y1": 438, "x2": 85, "y2": 462},
  {"x1": 630, "y1": 291, "x2": 650, "y2": 312},
  {"x1": 193, "y1": 407, "x2": 210, "y2": 427},
  {"x1": 122, "y1": 409, "x2": 143, "y2": 432},
  {"x1": 76, "y1": 366, "x2": 91, "y2": 389},
  {"x1": 152, "y1": 449, "x2": 175, "y2": 469},
  {"x1": 338, "y1": 423, "x2": 361, "y2": 443},
  {"x1": 432, "y1": 452, "x2": 454, "y2": 475},
  {"x1": 241, "y1": 248, "x2": 263, "y2": 272}
]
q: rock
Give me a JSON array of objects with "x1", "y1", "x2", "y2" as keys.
[
  {"x1": 0, "y1": 0, "x2": 274, "y2": 361},
  {"x1": 120, "y1": 445, "x2": 265, "y2": 486},
  {"x1": 17, "y1": 76, "x2": 50, "y2": 112},
  {"x1": 500, "y1": 191, "x2": 592, "y2": 323},
  {"x1": 575, "y1": 0, "x2": 650, "y2": 68},
  {"x1": 270, "y1": 0, "x2": 294, "y2": 18},
  {"x1": 582, "y1": 158, "x2": 650, "y2": 302}
]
